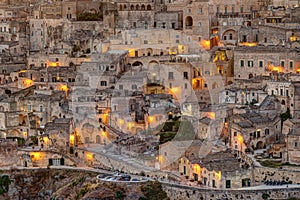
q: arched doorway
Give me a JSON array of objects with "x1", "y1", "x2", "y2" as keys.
[
  {"x1": 96, "y1": 135, "x2": 101, "y2": 144},
  {"x1": 256, "y1": 141, "x2": 264, "y2": 149},
  {"x1": 185, "y1": 16, "x2": 193, "y2": 29}
]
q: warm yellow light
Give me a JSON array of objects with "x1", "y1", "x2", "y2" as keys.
[
  {"x1": 193, "y1": 164, "x2": 201, "y2": 173},
  {"x1": 86, "y1": 152, "x2": 94, "y2": 161},
  {"x1": 30, "y1": 152, "x2": 44, "y2": 161},
  {"x1": 47, "y1": 62, "x2": 60, "y2": 67},
  {"x1": 43, "y1": 136, "x2": 49, "y2": 145},
  {"x1": 118, "y1": 119, "x2": 124, "y2": 126},
  {"x1": 215, "y1": 171, "x2": 222, "y2": 180},
  {"x1": 70, "y1": 134, "x2": 75, "y2": 146},
  {"x1": 24, "y1": 79, "x2": 33, "y2": 86},
  {"x1": 148, "y1": 116, "x2": 155, "y2": 124},
  {"x1": 103, "y1": 113, "x2": 108, "y2": 124},
  {"x1": 272, "y1": 66, "x2": 282, "y2": 72},
  {"x1": 201, "y1": 40, "x2": 210, "y2": 50},
  {"x1": 101, "y1": 131, "x2": 107, "y2": 137},
  {"x1": 127, "y1": 122, "x2": 134, "y2": 129},
  {"x1": 240, "y1": 42, "x2": 257, "y2": 47},
  {"x1": 128, "y1": 49, "x2": 136, "y2": 57},
  {"x1": 60, "y1": 84, "x2": 68, "y2": 92},
  {"x1": 237, "y1": 134, "x2": 243, "y2": 144},
  {"x1": 19, "y1": 70, "x2": 27, "y2": 73},
  {"x1": 290, "y1": 36, "x2": 299, "y2": 42},
  {"x1": 207, "y1": 112, "x2": 215, "y2": 120},
  {"x1": 23, "y1": 131, "x2": 27, "y2": 137}
]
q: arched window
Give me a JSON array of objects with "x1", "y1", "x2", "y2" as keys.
[{"x1": 147, "y1": 5, "x2": 151, "y2": 10}]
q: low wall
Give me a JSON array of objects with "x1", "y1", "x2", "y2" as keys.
[
  {"x1": 254, "y1": 167, "x2": 300, "y2": 184},
  {"x1": 163, "y1": 183, "x2": 300, "y2": 200}
]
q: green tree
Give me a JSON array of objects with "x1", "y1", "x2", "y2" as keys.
[
  {"x1": 0, "y1": 175, "x2": 12, "y2": 193},
  {"x1": 262, "y1": 193, "x2": 270, "y2": 200},
  {"x1": 140, "y1": 181, "x2": 169, "y2": 200},
  {"x1": 115, "y1": 190, "x2": 124, "y2": 199}
]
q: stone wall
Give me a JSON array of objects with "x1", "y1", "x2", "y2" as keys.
[
  {"x1": 163, "y1": 183, "x2": 300, "y2": 200},
  {"x1": 254, "y1": 167, "x2": 300, "y2": 185}
]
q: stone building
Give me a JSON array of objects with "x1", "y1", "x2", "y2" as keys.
[
  {"x1": 234, "y1": 46, "x2": 300, "y2": 80},
  {"x1": 179, "y1": 149, "x2": 253, "y2": 189}
]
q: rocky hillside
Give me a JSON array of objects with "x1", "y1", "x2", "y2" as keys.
[{"x1": 0, "y1": 168, "x2": 169, "y2": 200}]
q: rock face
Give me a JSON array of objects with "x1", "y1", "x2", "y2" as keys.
[{"x1": 0, "y1": 169, "x2": 153, "y2": 200}]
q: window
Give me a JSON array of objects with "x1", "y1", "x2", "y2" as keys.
[
  {"x1": 234, "y1": 132, "x2": 237, "y2": 136},
  {"x1": 280, "y1": 89, "x2": 283, "y2": 96},
  {"x1": 257, "y1": 130, "x2": 260, "y2": 138},
  {"x1": 171, "y1": 22, "x2": 175, "y2": 29},
  {"x1": 198, "y1": 22, "x2": 202, "y2": 27},
  {"x1": 184, "y1": 83, "x2": 187, "y2": 89},
  {"x1": 100, "y1": 81, "x2": 107, "y2": 86},
  {"x1": 132, "y1": 84, "x2": 137, "y2": 90},
  {"x1": 183, "y1": 72, "x2": 188, "y2": 79},
  {"x1": 240, "y1": 60, "x2": 244, "y2": 67},
  {"x1": 212, "y1": 180, "x2": 216, "y2": 188},
  {"x1": 119, "y1": 85, "x2": 123, "y2": 90},
  {"x1": 162, "y1": 22, "x2": 166, "y2": 28},
  {"x1": 176, "y1": 40, "x2": 179, "y2": 43},
  {"x1": 289, "y1": 61, "x2": 294, "y2": 69},
  {"x1": 225, "y1": 6, "x2": 228, "y2": 14},
  {"x1": 259, "y1": 61, "x2": 263, "y2": 67},
  {"x1": 286, "y1": 90, "x2": 289, "y2": 96},
  {"x1": 240, "y1": 6, "x2": 243, "y2": 13},
  {"x1": 265, "y1": 129, "x2": 269, "y2": 135},
  {"x1": 154, "y1": 22, "x2": 156, "y2": 28},
  {"x1": 39, "y1": 106, "x2": 43, "y2": 112},
  {"x1": 204, "y1": 83, "x2": 207, "y2": 88},
  {"x1": 226, "y1": 180, "x2": 231, "y2": 188},
  {"x1": 232, "y1": 6, "x2": 235, "y2": 13},
  {"x1": 198, "y1": 8, "x2": 202, "y2": 14},
  {"x1": 281, "y1": 61, "x2": 285, "y2": 68},
  {"x1": 188, "y1": 9, "x2": 191, "y2": 13},
  {"x1": 168, "y1": 72, "x2": 174, "y2": 80},
  {"x1": 248, "y1": 60, "x2": 253, "y2": 67},
  {"x1": 169, "y1": 83, "x2": 172, "y2": 88},
  {"x1": 295, "y1": 142, "x2": 298, "y2": 148},
  {"x1": 144, "y1": 40, "x2": 148, "y2": 44}
]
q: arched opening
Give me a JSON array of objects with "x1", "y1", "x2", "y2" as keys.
[
  {"x1": 141, "y1": 4, "x2": 145, "y2": 10},
  {"x1": 119, "y1": 5, "x2": 123, "y2": 11},
  {"x1": 132, "y1": 61, "x2": 143, "y2": 67},
  {"x1": 185, "y1": 16, "x2": 193, "y2": 29},
  {"x1": 85, "y1": 137, "x2": 90, "y2": 143},
  {"x1": 147, "y1": 48, "x2": 153, "y2": 56},
  {"x1": 96, "y1": 135, "x2": 101, "y2": 144},
  {"x1": 136, "y1": 5, "x2": 139, "y2": 10},
  {"x1": 131, "y1": 5, "x2": 134, "y2": 10},
  {"x1": 256, "y1": 141, "x2": 264, "y2": 149},
  {"x1": 124, "y1": 5, "x2": 127, "y2": 10},
  {"x1": 212, "y1": 82, "x2": 218, "y2": 89},
  {"x1": 90, "y1": 9, "x2": 97, "y2": 14},
  {"x1": 248, "y1": 73, "x2": 253, "y2": 79},
  {"x1": 147, "y1": 5, "x2": 151, "y2": 10},
  {"x1": 281, "y1": 99, "x2": 285, "y2": 105}
]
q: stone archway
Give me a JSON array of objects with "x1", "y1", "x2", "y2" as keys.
[
  {"x1": 256, "y1": 141, "x2": 264, "y2": 149},
  {"x1": 185, "y1": 16, "x2": 193, "y2": 29},
  {"x1": 249, "y1": 73, "x2": 253, "y2": 79}
]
